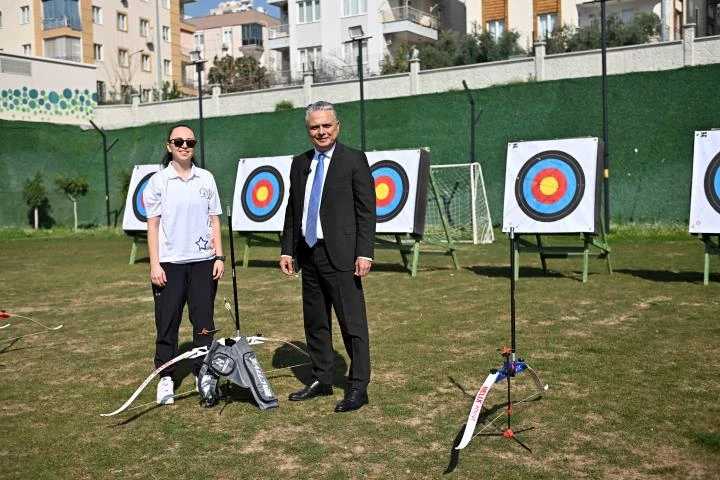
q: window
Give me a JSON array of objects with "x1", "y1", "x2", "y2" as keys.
[
  {"x1": 537, "y1": 13, "x2": 557, "y2": 40},
  {"x1": 162, "y1": 0, "x2": 169, "y2": 9},
  {"x1": 162, "y1": 26, "x2": 170, "y2": 41},
  {"x1": 141, "y1": 54, "x2": 150, "y2": 71},
  {"x1": 96, "y1": 81, "x2": 106, "y2": 102},
  {"x1": 141, "y1": 88, "x2": 151, "y2": 102},
  {"x1": 0, "y1": 11, "x2": 3, "y2": 28},
  {"x1": 42, "y1": 0, "x2": 81, "y2": 30},
  {"x1": 92, "y1": 6, "x2": 101, "y2": 24},
  {"x1": 21, "y1": 5, "x2": 31, "y2": 24},
  {"x1": 117, "y1": 12, "x2": 127, "y2": 31},
  {"x1": 486, "y1": 19, "x2": 505, "y2": 41},
  {"x1": 23, "y1": 44, "x2": 32, "y2": 55},
  {"x1": 140, "y1": 19, "x2": 149, "y2": 37},
  {"x1": 298, "y1": 0, "x2": 320, "y2": 24},
  {"x1": 299, "y1": 46, "x2": 321, "y2": 71},
  {"x1": 621, "y1": 9, "x2": 634, "y2": 24},
  {"x1": 343, "y1": 0, "x2": 367, "y2": 17},
  {"x1": 344, "y1": 40, "x2": 367, "y2": 65},
  {"x1": 163, "y1": 59, "x2": 171, "y2": 75},
  {"x1": 93, "y1": 43, "x2": 102, "y2": 60},
  {"x1": 241, "y1": 23, "x2": 263, "y2": 46},
  {"x1": 44, "y1": 36, "x2": 80, "y2": 61},
  {"x1": 223, "y1": 27, "x2": 232, "y2": 45},
  {"x1": 118, "y1": 48, "x2": 128, "y2": 66},
  {"x1": 194, "y1": 32, "x2": 204, "y2": 47}
]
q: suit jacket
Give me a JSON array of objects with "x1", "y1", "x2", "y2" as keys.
[{"x1": 281, "y1": 142, "x2": 376, "y2": 271}]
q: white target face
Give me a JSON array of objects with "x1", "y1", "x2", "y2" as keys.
[
  {"x1": 503, "y1": 138, "x2": 602, "y2": 234},
  {"x1": 689, "y1": 130, "x2": 720, "y2": 233},
  {"x1": 232, "y1": 156, "x2": 292, "y2": 232},
  {"x1": 122, "y1": 164, "x2": 162, "y2": 231}
]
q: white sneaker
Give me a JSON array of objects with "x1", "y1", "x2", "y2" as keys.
[{"x1": 157, "y1": 376, "x2": 174, "y2": 405}]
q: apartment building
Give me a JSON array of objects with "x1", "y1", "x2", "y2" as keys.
[
  {"x1": 0, "y1": 0, "x2": 198, "y2": 103},
  {"x1": 466, "y1": 1, "x2": 716, "y2": 51},
  {"x1": 186, "y1": 8, "x2": 281, "y2": 88},
  {"x1": 266, "y1": 0, "x2": 470, "y2": 84}
]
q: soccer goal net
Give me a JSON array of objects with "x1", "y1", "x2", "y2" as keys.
[{"x1": 424, "y1": 163, "x2": 494, "y2": 244}]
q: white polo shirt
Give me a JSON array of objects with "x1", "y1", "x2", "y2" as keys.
[{"x1": 143, "y1": 162, "x2": 222, "y2": 263}]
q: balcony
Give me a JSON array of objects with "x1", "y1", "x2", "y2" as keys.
[
  {"x1": 380, "y1": 6, "x2": 438, "y2": 42},
  {"x1": 42, "y1": 16, "x2": 81, "y2": 31},
  {"x1": 268, "y1": 24, "x2": 289, "y2": 50}
]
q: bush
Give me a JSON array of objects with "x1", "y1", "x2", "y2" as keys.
[{"x1": 274, "y1": 100, "x2": 294, "y2": 112}]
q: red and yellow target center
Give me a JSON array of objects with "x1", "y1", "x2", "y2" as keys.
[
  {"x1": 375, "y1": 176, "x2": 396, "y2": 207},
  {"x1": 531, "y1": 169, "x2": 567, "y2": 203},
  {"x1": 252, "y1": 180, "x2": 273, "y2": 208}
]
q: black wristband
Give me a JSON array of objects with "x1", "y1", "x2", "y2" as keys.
[{"x1": 215, "y1": 255, "x2": 226, "y2": 261}]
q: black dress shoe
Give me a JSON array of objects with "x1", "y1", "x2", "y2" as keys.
[
  {"x1": 288, "y1": 380, "x2": 333, "y2": 401},
  {"x1": 334, "y1": 388, "x2": 369, "y2": 412}
]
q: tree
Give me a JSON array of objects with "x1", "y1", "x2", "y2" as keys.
[
  {"x1": 547, "y1": 12, "x2": 661, "y2": 54},
  {"x1": 161, "y1": 81, "x2": 184, "y2": 100},
  {"x1": 380, "y1": 42, "x2": 413, "y2": 75},
  {"x1": 55, "y1": 175, "x2": 89, "y2": 231},
  {"x1": 207, "y1": 55, "x2": 268, "y2": 92},
  {"x1": 22, "y1": 171, "x2": 53, "y2": 229}
]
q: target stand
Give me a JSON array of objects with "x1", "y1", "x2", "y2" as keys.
[
  {"x1": 128, "y1": 232, "x2": 148, "y2": 264},
  {"x1": 513, "y1": 224, "x2": 611, "y2": 283},
  {"x1": 373, "y1": 162, "x2": 460, "y2": 276},
  {"x1": 503, "y1": 138, "x2": 611, "y2": 283},
  {"x1": 697, "y1": 234, "x2": 720, "y2": 285}
]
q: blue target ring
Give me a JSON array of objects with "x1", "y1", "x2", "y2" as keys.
[
  {"x1": 132, "y1": 172, "x2": 155, "y2": 223},
  {"x1": 371, "y1": 160, "x2": 409, "y2": 222},
  {"x1": 241, "y1": 166, "x2": 284, "y2": 222},
  {"x1": 515, "y1": 150, "x2": 585, "y2": 222},
  {"x1": 703, "y1": 152, "x2": 720, "y2": 214}
]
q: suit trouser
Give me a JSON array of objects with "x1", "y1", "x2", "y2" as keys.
[
  {"x1": 152, "y1": 259, "x2": 217, "y2": 375},
  {"x1": 300, "y1": 241, "x2": 371, "y2": 391}
]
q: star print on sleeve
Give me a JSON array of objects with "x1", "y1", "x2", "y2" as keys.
[{"x1": 195, "y1": 236, "x2": 210, "y2": 251}]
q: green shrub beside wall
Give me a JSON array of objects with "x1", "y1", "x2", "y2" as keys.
[{"x1": 1, "y1": 63, "x2": 718, "y2": 228}]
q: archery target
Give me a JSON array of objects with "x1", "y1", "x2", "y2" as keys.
[
  {"x1": 689, "y1": 130, "x2": 720, "y2": 233},
  {"x1": 241, "y1": 166, "x2": 285, "y2": 222},
  {"x1": 232, "y1": 156, "x2": 292, "y2": 231},
  {"x1": 122, "y1": 164, "x2": 162, "y2": 231},
  {"x1": 515, "y1": 151, "x2": 585, "y2": 222},
  {"x1": 366, "y1": 150, "x2": 430, "y2": 234},
  {"x1": 503, "y1": 138, "x2": 602, "y2": 234},
  {"x1": 371, "y1": 160, "x2": 410, "y2": 222}
]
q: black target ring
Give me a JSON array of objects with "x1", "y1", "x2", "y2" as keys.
[
  {"x1": 515, "y1": 150, "x2": 586, "y2": 222},
  {"x1": 704, "y1": 152, "x2": 720, "y2": 215},
  {"x1": 241, "y1": 166, "x2": 285, "y2": 222},
  {"x1": 132, "y1": 172, "x2": 156, "y2": 223}
]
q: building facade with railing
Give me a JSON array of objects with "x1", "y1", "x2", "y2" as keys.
[
  {"x1": 186, "y1": 9, "x2": 281, "y2": 89},
  {"x1": 266, "y1": 0, "x2": 469, "y2": 84},
  {"x1": 0, "y1": 0, "x2": 198, "y2": 103},
  {"x1": 466, "y1": 1, "x2": 719, "y2": 51}
]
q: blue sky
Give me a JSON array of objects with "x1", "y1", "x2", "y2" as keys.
[{"x1": 184, "y1": 0, "x2": 280, "y2": 18}]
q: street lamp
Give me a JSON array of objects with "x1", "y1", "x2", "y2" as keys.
[
  {"x1": 189, "y1": 49, "x2": 207, "y2": 168},
  {"x1": 345, "y1": 25, "x2": 371, "y2": 151}
]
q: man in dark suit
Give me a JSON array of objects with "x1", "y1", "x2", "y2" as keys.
[{"x1": 280, "y1": 101, "x2": 376, "y2": 412}]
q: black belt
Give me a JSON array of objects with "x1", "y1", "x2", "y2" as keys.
[{"x1": 302, "y1": 237, "x2": 325, "y2": 247}]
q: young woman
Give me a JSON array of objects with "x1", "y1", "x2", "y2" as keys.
[{"x1": 143, "y1": 124, "x2": 224, "y2": 404}]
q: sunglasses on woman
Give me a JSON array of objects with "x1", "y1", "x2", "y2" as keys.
[{"x1": 169, "y1": 138, "x2": 197, "y2": 148}]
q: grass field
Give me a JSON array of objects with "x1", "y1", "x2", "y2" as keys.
[{"x1": 1, "y1": 227, "x2": 719, "y2": 479}]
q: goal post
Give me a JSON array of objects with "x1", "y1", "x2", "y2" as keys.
[{"x1": 425, "y1": 163, "x2": 494, "y2": 244}]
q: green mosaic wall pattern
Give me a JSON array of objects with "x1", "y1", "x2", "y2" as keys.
[{"x1": 0, "y1": 86, "x2": 97, "y2": 122}]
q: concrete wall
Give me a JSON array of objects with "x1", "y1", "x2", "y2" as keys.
[
  {"x1": 0, "y1": 53, "x2": 97, "y2": 124},
  {"x1": 62, "y1": 26, "x2": 720, "y2": 129}
]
